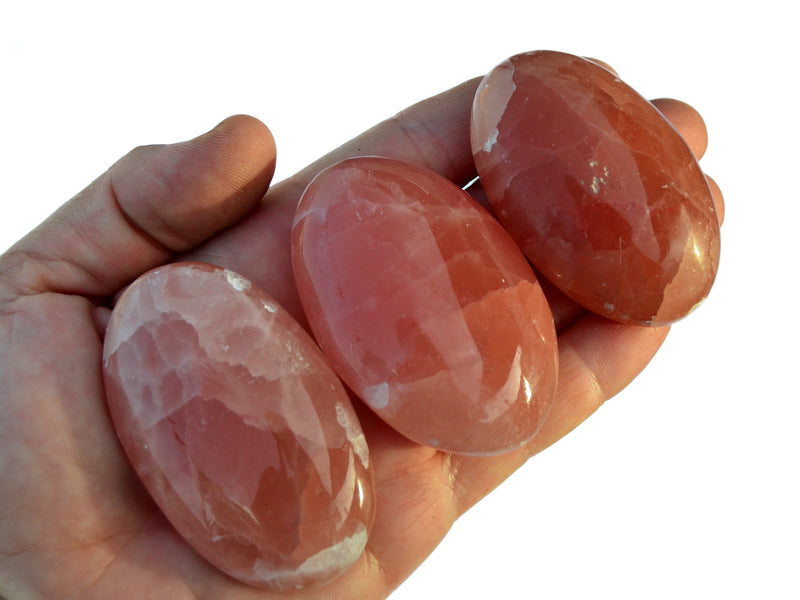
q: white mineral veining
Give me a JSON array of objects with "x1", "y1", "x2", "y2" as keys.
[
  {"x1": 363, "y1": 382, "x2": 389, "y2": 410},
  {"x1": 295, "y1": 523, "x2": 367, "y2": 578},
  {"x1": 335, "y1": 402, "x2": 369, "y2": 469},
  {"x1": 251, "y1": 522, "x2": 368, "y2": 588},
  {"x1": 114, "y1": 317, "x2": 200, "y2": 432},
  {"x1": 483, "y1": 128, "x2": 499, "y2": 153},
  {"x1": 224, "y1": 269, "x2": 252, "y2": 292}
]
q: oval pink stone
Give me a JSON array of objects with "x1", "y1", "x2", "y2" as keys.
[
  {"x1": 471, "y1": 50, "x2": 721, "y2": 325},
  {"x1": 292, "y1": 156, "x2": 558, "y2": 456},
  {"x1": 102, "y1": 262, "x2": 374, "y2": 590}
]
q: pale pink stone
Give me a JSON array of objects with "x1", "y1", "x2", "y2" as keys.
[
  {"x1": 292, "y1": 157, "x2": 558, "y2": 456},
  {"x1": 102, "y1": 262, "x2": 374, "y2": 590}
]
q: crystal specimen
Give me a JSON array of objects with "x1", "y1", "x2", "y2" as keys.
[
  {"x1": 292, "y1": 156, "x2": 558, "y2": 456},
  {"x1": 471, "y1": 50, "x2": 721, "y2": 325},
  {"x1": 102, "y1": 262, "x2": 374, "y2": 590}
]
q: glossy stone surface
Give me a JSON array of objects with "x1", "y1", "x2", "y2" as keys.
[
  {"x1": 471, "y1": 50, "x2": 721, "y2": 325},
  {"x1": 292, "y1": 157, "x2": 558, "y2": 456},
  {"x1": 102, "y1": 262, "x2": 374, "y2": 590}
]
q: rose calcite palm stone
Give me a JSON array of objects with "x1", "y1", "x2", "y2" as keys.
[
  {"x1": 102, "y1": 262, "x2": 375, "y2": 590},
  {"x1": 292, "y1": 156, "x2": 558, "y2": 456},
  {"x1": 471, "y1": 50, "x2": 721, "y2": 325}
]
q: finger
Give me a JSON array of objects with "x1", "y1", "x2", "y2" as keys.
[
  {"x1": 0, "y1": 115, "x2": 276, "y2": 300},
  {"x1": 652, "y1": 98, "x2": 708, "y2": 159}
]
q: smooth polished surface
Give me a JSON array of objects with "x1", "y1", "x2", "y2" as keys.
[
  {"x1": 472, "y1": 50, "x2": 720, "y2": 325},
  {"x1": 292, "y1": 156, "x2": 558, "y2": 456},
  {"x1": 103, "y1": 262, "x2": 374, "y2": 590}
]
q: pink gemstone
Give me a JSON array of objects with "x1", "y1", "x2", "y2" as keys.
[
  {"x1": 471, "y1": 50, "x2": 721, "y2": 325},
  {"x1": 292, "y1": 157, "x2": 558, "y2": 456},
  {"x1": 102, "y1": 262, "x2": 374, "y2": 590}
]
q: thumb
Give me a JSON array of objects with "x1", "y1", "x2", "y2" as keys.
[{"x1": 0, "y1": 114, "x2": 276, "y2": 301}]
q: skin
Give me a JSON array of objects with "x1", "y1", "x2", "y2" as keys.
[{"x1": 0, "y1": 69, "x2": 723, "y2": 599}]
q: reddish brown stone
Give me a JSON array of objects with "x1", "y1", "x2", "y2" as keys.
[
  {"x1": 471, "y1": 50, "x2": 720, "y2": 325},
  {"x1": 103, "y1": 262, "x2": 374, "y2": 590},
  {"x1": 292, "y1": 157, "x2": 558, "y2": 456}
]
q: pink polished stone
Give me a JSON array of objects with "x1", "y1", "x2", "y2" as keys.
[
  {"x1": 292, "y1": 156, "x2": 558, "y2": 456},
  {"x1": 102, "y1": 262, "x2": 374, "y2": 590},
  {"x1": 471, "y1": 50, "x2": 721, "y2": 325}
]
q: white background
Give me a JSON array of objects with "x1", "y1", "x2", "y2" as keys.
[{"x1": 2, "y1": 2, "x2": 797, "y2": 598}]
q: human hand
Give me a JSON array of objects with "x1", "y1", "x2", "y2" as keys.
[{"x1": 0, "y1": 71, "x2": 723, "y2": 599}]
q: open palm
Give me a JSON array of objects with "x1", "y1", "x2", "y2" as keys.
[{"x1": 0, "y1": 74, "x2": 722, "y2": 599}]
